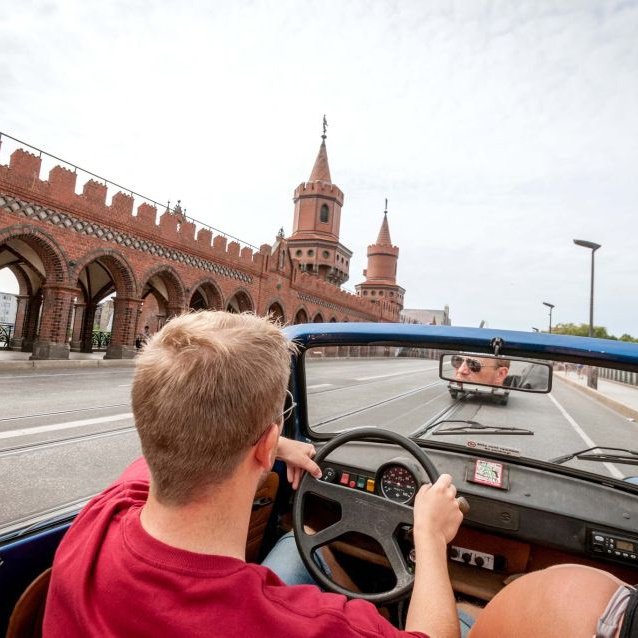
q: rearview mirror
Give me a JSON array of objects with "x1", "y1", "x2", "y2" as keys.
[{"x1": 439, "y1": 353, "x2": 552, "y2": 393}]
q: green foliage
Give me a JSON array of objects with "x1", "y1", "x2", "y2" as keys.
[{"x1": 552, "y1": 323, "x2": 637, "y2": 342}]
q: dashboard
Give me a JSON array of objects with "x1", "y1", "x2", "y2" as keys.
[{"x1": 313, "y1": 441, "x2": 638, "y2": 597}]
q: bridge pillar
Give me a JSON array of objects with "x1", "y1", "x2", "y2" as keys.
[
  {"x1": 80, "y1": 303, "x2": 98, "y2": 353},
  {"x1": 9, "y1": 295, "x2": 29, "y2": 350},
  {"x1": 21, "y1": 292, "x2": 43, "y2": 353},
  {"x1": 105, "y1": 296, "x2": 142, "y2": 359},
  {"x1": 30, "y1": 285, "x2": 77, "y2": 359},
  {"x1": 70, "y1": 302, "x2": 86, "y2": 351}
]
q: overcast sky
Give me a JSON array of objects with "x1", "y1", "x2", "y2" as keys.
[{"x1": 1, "y1": 0, "x2": 636, "y2": 335}]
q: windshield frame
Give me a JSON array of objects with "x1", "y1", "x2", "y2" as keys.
[{"x1": 287, "y1": 323, "x2": 638, "y2": 493}]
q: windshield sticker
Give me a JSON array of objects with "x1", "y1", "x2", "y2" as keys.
[
  {"x1": 466, "y1": 440, "x2": 521, "y2": 457},
  {"x1": 472, "y1": 459, "x2": 505, "y2": 488}
]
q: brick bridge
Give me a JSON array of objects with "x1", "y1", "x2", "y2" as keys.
[{"x1": 0, "y1": 134, "x2": 404, "y2": 359}]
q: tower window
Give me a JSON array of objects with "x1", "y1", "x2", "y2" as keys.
[
  {"x1": 320, "y1": 204, "x2": 330, "y2": 224},
  {"x1": 295, "y1": 249, "x2": 302, "y2": 257},
  {"x1": 307, "y1": 249, "x2": 314, "y2": 257},
  {"x1": 322, "y1": 250, "x2": 330, "y2": 258}
]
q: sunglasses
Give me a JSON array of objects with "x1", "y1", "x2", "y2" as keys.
[
  {"x1": 451, "y1": 355, "x2": 500, "y2": 374},
  {"x1": 251, "y1": 389, "x2": 297, "y2": 446}
]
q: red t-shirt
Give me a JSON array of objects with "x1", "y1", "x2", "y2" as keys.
[{"x1": 43, "y1": 458, "x2": 426, "y2": 638}]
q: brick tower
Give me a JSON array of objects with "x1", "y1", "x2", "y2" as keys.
[
  {"x1": 355, "y1": 201, "x2": 405, "y2": 311},
  {"x1": 287, "y1": 119, "x2": 352, "y2": 286}
]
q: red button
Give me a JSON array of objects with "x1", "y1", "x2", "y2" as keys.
[
  {"x1": 340, "y1": 473, "x2": 350, "y2": 485},
  {"x1": 349, "y1": 480, "x2": 356, "y2": 488}
]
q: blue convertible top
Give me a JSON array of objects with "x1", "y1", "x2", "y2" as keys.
[{"x1": 284, "y1": 323, "x2": 638, "y2": 369}]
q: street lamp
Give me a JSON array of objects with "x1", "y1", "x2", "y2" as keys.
[
  {"x1": 574, "y1": 239, "x2": 601, "y2": 389},
  {"x1": 573, "y1": 239, "x2": 601, "y2": 338},
  {"x1": 542, "y1": 302, "x2": 554, "y2": 333},
  {"x1": 531, "y1": 327, "x2": 540, "y2": 332}
]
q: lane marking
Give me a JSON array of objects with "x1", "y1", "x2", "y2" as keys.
[
  {"x1": 0, "y1": 371, "x2": 129, "y2": 380},
  {"x1": 0, "y1": 413, "x2": 134, "y2": 440},
  {"x1": 547, "y1": 393, "x2": 624, "y2": 480},
  {"x1": 355, "y1": 365, "x2": 438, "y2": 381},
  {"x1": 307, "y1": 383, "x2": 333, "y2": 390}
]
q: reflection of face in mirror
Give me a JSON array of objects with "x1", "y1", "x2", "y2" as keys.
[{"x1": 451, "y1": 355, "x2": 510, "y2": 386}]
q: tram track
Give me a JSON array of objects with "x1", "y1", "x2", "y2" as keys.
[
  {"x1": 313, "y1": 380, "x2": 444, "y2": 428},
  {"x1": 0, "y1": 424, "x2": 137, "y2": 458},
  {"x1": 0, "y1": 402, "x2": 131, "y2": 423}
]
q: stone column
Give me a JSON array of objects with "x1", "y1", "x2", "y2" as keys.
[
  {"x1": 30, "y1": 285, "x2": 78, "y2": 360},
  {"x1": 70, "y1": 302, "x2": 86, "y2": 351},
  {"x1": 9, "y1": 295, "x2": 29, "y2": 350},
  {"x1": 80, "y1": 303, "x2": 97, "y2": 352},
  {"x1": 105, "y1": 296, "x2": 142, "y2": 359},
  {"x1": 21, "y1": 292, "x2": 43, "y2": 352}
]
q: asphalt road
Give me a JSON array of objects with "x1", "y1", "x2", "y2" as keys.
[{"x1": 1, "y1": 358, "x2": 637, "y2": 530}]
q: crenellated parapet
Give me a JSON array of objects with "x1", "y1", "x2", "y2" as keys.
[
  {"x1": 0, "y1": 149, "x2": 262, "y2": 273},
  {"x1": 293, "y1": 181, "x2": 344, "y2": 206}
]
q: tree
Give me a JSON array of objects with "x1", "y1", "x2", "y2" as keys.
[
  {"x1": 551, "y1": 323, "x2": 637, "y2": 342},
  {"x1": 552, "y1": 323, "x2": 612, "y2": 339}
]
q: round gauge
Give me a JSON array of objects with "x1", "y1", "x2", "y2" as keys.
[{"x1": 379, "y1": 464, "x2": 417, "y2": 503}]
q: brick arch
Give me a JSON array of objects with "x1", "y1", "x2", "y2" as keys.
[
  {"x1": 329, "y1": 316, "x2": 337, "y2": 323},
  {"x1": 226, "y1": 288, "x2": 254, "y2": 313},
  {"x1": 140, "y1": 264, "x2": 186, "y2": 309},
  {"x1": 264, "y1": 297, "x2": 286, "y2": 324},
  {"x1": 71, "y1": 249, "x2": 138, "y2": 300},
  {"x1": 68, "y1": 250, "x2": 138, "y2": 354},
  {"x1": 0, "y1": 225, "x2": 69, "y2": 285},
  {"x1": 293, "y1": 306, "x2": 309, "y2": 324},
  {"x1": 189, "y1": 278, "x2": 223, "y2": 311},
  {"x1": 313, "y1": 312, "x2": 324, "y2": 323},
  {"x1": 7, "y1": 263, "x2": 35, "y2": 296}
]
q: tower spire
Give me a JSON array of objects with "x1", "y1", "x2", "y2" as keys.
[
  {"x1": 309, "y1": 116, "x2": 332, "y2": 182},
  {"x1": 376, "y1": 200, "x2": 392, "y2": 246}
]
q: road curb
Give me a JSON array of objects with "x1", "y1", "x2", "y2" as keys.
[
  {"x1": 0, "y1": 359, "x2": 137, "y2": 371},
  {"x1": 556, "y1": 374, "x2": 638, "y2": 422}
]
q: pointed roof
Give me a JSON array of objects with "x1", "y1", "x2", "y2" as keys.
[
  {"x1": 376, "y1": 212, "x2": 392, "y2": 246},
  {"x1": 309, "y1": 140, "x2": 332, "y2": 183}
]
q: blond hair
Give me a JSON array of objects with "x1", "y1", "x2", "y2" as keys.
[{"x1": 132, "y1": 311, "x2": 294, "y2": 505}]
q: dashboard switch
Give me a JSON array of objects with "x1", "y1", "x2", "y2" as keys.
[{"x1": 339, "y1": 472, "x2": 350, "y2": 485}]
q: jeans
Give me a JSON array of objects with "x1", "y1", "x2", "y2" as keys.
[{"x1": 262, "y1": 531, "x2": 474, "y2": 637}]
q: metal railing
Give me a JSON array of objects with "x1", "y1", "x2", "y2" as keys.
[
  {"x1": 0, "y1": 323, "x2": 13, "y2": 348},
  {"x1": 599, "y1": 367, "x2": 638, "y2": 387},
  {"x1": 0, "y1": 131, "x2": 259, "y2": 252},
  {"x1": 92, "y1": 331, "x2": 111, "y2": 350}
]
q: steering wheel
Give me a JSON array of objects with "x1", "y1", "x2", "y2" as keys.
[{"x1": 292, "y1": 427, "x2": 440, "y2": 605}]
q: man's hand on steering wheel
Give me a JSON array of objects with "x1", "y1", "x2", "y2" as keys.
[{"x1": 413, "y1": 474, "x2": 464, "y2": 551}]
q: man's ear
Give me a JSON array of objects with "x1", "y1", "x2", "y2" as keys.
[
  {"x1": 253, "y1": 423, "x2": 279, "y2": 471},
  {"x1": 497, "y1": 367, "x2": 510, "y2": 383}
]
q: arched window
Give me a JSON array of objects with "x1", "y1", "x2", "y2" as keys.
[{"x1": 320, "y1": 204, "x2": 330, "y2": 224}]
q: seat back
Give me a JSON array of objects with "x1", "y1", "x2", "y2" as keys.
[
  {"x1": 246, "y1": 472, "x2": 279, "y2": 563},
  {"x1": 6, "y1": 567, "x2": 52, "y2": 638},
  {"x1": 469, "y1": 564, "x2": 626, "y2": 638}
]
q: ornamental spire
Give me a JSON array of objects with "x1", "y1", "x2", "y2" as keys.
[{"x1": 308, "y1": 115, "x2": 332, "y2": 182}]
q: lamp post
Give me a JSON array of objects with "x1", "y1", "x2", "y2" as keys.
[
  {"x1": 542, "y1": 302, "x2": 554, "y2": 334},
  {"x1": 573, "y1": 239, "x2": 601, "y2": 389}
]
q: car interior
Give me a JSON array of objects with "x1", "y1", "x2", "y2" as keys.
[{"x1": 2, "y1": 324, "x2": 638, "y2": 637}]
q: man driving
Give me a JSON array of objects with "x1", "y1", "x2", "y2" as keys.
[
  {"x1": 43, "y1": 311, "x2": 467, "y2": 638},
  {"x1": 452, "y1": 354, "x2": 510, "y2": 386}
]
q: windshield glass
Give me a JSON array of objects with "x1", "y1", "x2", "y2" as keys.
[{"x1": 305, "y1": 345, "x2": 638, "y2": 482}]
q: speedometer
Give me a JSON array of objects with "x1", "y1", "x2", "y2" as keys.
[{"x1": 379, "y1": 464, "x2": 417, "y2": 503}]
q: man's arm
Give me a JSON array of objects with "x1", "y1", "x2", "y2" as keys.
[
  {"x1": 405, "y1": 474, "x2": 463, "y2": 638},
  {"x1": 276, "y1": 437, "x2": 322, "y2": 489}
]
